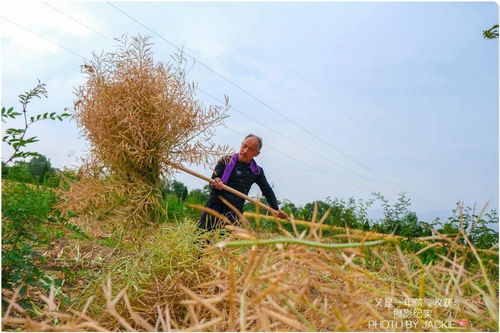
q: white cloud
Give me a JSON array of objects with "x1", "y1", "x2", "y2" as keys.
[{"x1": 1, "y1": 2, "x2": 107, "y2": 55}]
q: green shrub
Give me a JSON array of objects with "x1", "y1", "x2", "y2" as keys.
[
  {"x1": 2, "y1": 162, "x2": 34, "y2": 183},
  {"x1": 2, "y1": 182, "x2": 56, "y2": 291}
]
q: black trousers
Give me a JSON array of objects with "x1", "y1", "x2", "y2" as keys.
[{"x1": 198, "y1": 197, "x2": 240, "y2": 231}]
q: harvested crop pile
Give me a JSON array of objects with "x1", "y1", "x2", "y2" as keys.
[
  {"x1": 58, "y1": 35, "x2": 229, "y2": 226},
  {"x1": 2, "y1": 217, "x2": 498, "y2": 332}
]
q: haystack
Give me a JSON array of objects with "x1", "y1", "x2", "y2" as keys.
[{"x1": 59, "y1": 35, "x2": 230, "y2": 226}]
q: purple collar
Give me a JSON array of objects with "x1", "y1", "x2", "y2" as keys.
[{"x1": 220, "y1": 153, "x2": 260, "y2": 184}]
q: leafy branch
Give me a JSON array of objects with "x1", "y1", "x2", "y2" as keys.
[
  {"x1": 2, "y1": 80, "x2": 71, "y2": 165},
  {"x1": 483, "y1": 24, "x2": 499, "y2": 39}
]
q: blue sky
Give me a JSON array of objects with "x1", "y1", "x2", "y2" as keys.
[{"x1": 1, "y1": 1, "x2": 498, "y2": 223}]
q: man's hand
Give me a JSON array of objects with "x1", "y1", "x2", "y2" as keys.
[
  {"x1": 276, "y1": 209, "x2": 289, "y2": 220},
  {"x1": 212, "y1": 177, "x2": 224, "y2": 190}
]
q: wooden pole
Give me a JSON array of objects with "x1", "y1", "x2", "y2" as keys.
[{"x1": 169, "y1": 163, "x2": 279, "y2": 216}]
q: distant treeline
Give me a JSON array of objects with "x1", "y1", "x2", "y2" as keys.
[
  {"x1": 3, "y1": 155, "x2": 498, "y2": 250},
  {"x1": 161, "y1": 176, "x2": 498, "y2": 251}
]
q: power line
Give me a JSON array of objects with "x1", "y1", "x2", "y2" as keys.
[
  {"x1": 158, "y1": 3, "x2": 447, "y2": 211},
  {"x1": 2, "y1": 10, "x2": 437, "y2": 210},
  {"x1": 213, "y1": 2, "x2": 396, "y2": 154},
  {"x1": 42, "y1": 1, "x2": 115, "y2": 43},
  {"x1": 106, "y1": 2, "x2": 410, "y2": 192},
  {"x1": 1, "y1": 14, "x2": 376, "y2": 196},
  {"x1": 108, "y1": 2, "x2": 443, "y2": 209},
  {"x1": 197, "y1": 88, "x2": 395, "y2": 194},
  {"x1": 106, "y1": 2, "x2": 402, "y2": 187},
  {"x1": 222, "y1": 125, "x2": 377, "y2": 194},
  {"x1": 1, "y1": 17, "x2": 350, "y2": 188},
  {"x1": 212, "y1": 2, "x2": 405, "y2": 192},
  {"x1": 1, "y1": 16, "x2": 86, "y2": 60}
]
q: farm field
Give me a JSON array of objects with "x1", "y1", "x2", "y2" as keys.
[
  {"x1": 1, "y1": 177, "x2": 498, "y2": 331},
  {"x1": 2, "y1": 26, "x2": 499, "y2": 332}
]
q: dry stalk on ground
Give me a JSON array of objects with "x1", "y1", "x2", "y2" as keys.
[{"x1": 3, "y1": 214, "x2": 498, "y2": 332}]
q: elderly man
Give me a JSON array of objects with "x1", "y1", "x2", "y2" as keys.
[{"x1": 198, "y1": 134, "x2": 289, "y2": 230}]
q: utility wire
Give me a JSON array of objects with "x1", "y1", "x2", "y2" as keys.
[
  {"x1": 42, "y1": 1, "x2": 115, "y2": 43},
  {"x1": 148, "y1": 0, "x2": 414, "y2": 197},
  {"x1": 108, "y1": 2, "x2": 442, "y2": 209},
  {"x1": 222, "y1": 124, "x2": 376, "y2": 194},
  {"x1": 197, "y1": 88, "x2": 394, "y2": 194},
  {"x1": 106, "y1": 2, "x2": 409, "y2": 193},
  {"x1": 213, "y1": 2, "x2": 402, "y2": 192},
  {"x1": 213, "y1": 4, "x2": 449, "y2": 212},
  {"x1": 1, "y1": 15, "x2": 370, "y2": 192},
  {"x1": 1, "y1": 16, "x2": 86, "y2": 60},
  {"x1": 106, "y1": 2, "x2": 402, "y2": 189},
  {"x1": 1, "y1": 14, "x2": 376, "y2": 196},
  {"x1": 3, "y1": 9, "x2": 436, "y2": 210}
]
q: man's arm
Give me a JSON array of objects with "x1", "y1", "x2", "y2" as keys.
[
  {"x1": 255, "y1": 169, "x2": 280, "y2": 210},
  {"x1": 211, "y1": 156, "x2": 229, "y2": 190},
  {"x1": 256, "y1": 169, "x2": 289, "y2": 219}
]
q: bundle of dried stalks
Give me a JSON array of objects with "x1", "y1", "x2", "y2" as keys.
[
  {"x1": 3, "y1": 214, "x2": 497, "y2": 332},
  {"x1": 60, "y1": 35, "x2": 230, "y2": 225}
]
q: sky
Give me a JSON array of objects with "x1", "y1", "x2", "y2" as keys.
[{"x1": 1, "y1": 0, "x2": 498, "y2": 224}]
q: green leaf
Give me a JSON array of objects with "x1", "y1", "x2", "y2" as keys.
[
  {"x1": 43, "y1": 113, "x2": 48, "y2": 119},
  {"x1": 36, "y1": 114, "x2": 41, "y2": 120},
  {"x1": 20, "y1": 286, "x2": 27, "y2": 297},
  {"x1": 24, "y1": 136, "x2": 39, "y2": 144},
  {"x1": 60, "y1": 113, "x2": 71, "y2": 117},
  {"x1": 6, "y1": 128, "x2": 24, "y2": 134}
]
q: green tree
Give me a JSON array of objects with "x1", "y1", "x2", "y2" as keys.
[
  {"x1": 280, "y1": 199, "x2": 299, "y2": 217},
  {"x1": 187, "y1": 188, "x2": 210, "y2": 204},
  {"x1": 27, "y1": 155, "x2": 54, "y2": 184},
  {"x1": 243, "y1": 196, "x2": 272, "y2": 212},
  {"x1": 163, "y1": 180, "x2": 188, "y2": 201},
  {"x1": 433, "y1": 205, "x2": 499, "y2": 249},
  {"x1": 371, "y1": 192, "x2": 419, "y2": 235}
]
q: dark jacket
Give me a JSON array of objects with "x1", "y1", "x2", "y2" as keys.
[{"x1": 207, "y1": 155, "x2": 279, "y2": 213}]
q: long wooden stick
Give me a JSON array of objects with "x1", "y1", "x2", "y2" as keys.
[{"x1": 169, "y1": 163, "x2": 279, "y2": 216}]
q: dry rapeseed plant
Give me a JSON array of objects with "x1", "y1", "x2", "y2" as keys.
[
  {"x1": 2, "y1": 213, "x2": 498, "y2": 332},
  {"x1": 59, "y1": 34, "x2": 230, "y2": 225}
]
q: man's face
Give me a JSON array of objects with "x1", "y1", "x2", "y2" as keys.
[{"x1": 238, "y1": 137, "x2": 260, "y2": 163}]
